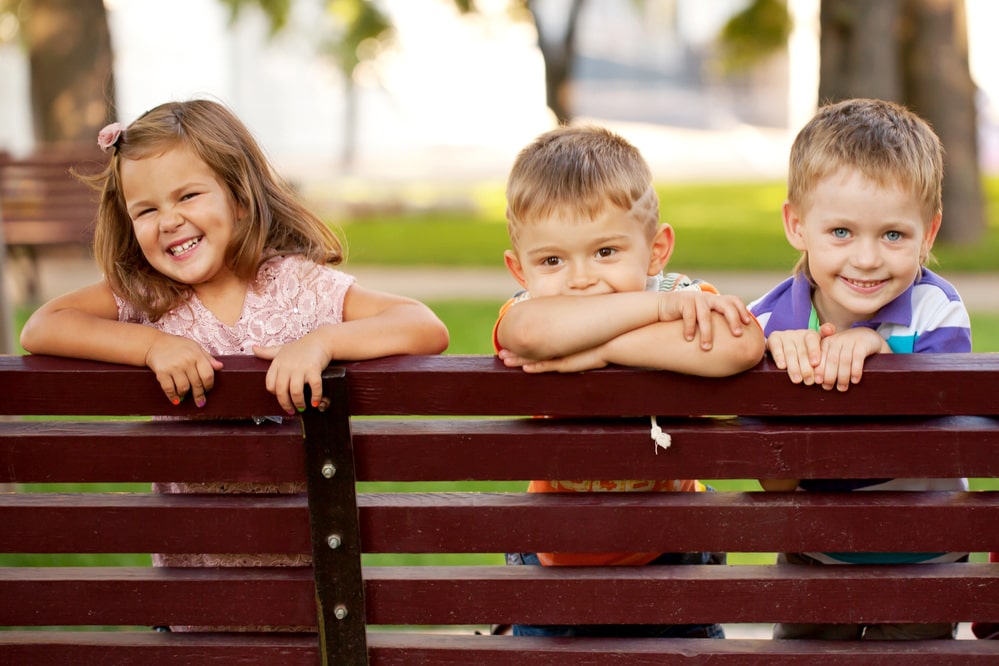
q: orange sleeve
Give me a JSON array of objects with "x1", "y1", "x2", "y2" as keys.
[{"x1": 492, "y1": 297, "x2": 517, "y2": 353}]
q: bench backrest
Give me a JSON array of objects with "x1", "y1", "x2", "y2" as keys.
[
  {"x1": 2, "y1": 353, "x2": 998, "y2": 664},
  {"x1": 0, "y1": 146, "x2": 103, "y2": 247}
]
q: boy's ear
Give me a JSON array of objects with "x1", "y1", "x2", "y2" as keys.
[
  {"x1": 921, "y1": 212, "x2": 942, "y2": 258},
  {"x1": 782, "y1": 201, "x2": 807, "y2": 251},
  {"x1": 503, "y1": 250, "x2": 530, "y2": 289},
  {"x1": 647, "y1": 223, "x2": 675, "y2": 275}
]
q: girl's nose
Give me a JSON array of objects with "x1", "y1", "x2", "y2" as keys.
[{"x1": 158, "y1": 210, "x2": 183, "y2": 233}]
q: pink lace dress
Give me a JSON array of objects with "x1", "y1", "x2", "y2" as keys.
[{"x1": 116, "y1": 254, "x2": 355, "y2": 572}]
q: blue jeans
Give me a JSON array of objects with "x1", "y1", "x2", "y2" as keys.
[{"x1": 507, "y1": 550, "x2": 725, "y2": 638}]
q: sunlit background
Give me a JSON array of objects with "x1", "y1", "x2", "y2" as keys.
[{"x1": 2, "y1": 0, "x2": 997, "y2": 186}]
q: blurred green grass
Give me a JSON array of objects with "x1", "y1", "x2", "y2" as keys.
[{"x1": 339, "y1": 177, "x2": 999, "y2": 272}]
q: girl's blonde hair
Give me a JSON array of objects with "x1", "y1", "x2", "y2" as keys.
[
  {"x1": 505, "y1": 126, "x2": 659, "y2": 249},
  {"x1": 82, "y1": 99, "x2": 344, "y2": 319},
  {"x1": 788, "y1": 98, "x2": 944, "y2": 276}
]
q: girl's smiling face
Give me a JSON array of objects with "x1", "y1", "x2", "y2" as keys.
[{"x1": 122, "y1": 144, "x2": 242, "y2": 295}]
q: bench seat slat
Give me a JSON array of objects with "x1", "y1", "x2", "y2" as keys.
[
  {"x1": 0, "y1": 567, "x2": 315, "y2": 627},
  {"x1": 367, "y1": 633, "x2": 999, "y2": 666},
  {"x1": 352, "y1": 416, "x2": 999, "y2": 480},
  {"x1": 8, "y1": 632, "x2": 994, "y2": 666},
  {"x1": 362, "y1": 564, "x2": 999, "y2": 626},
  {"x1": 0, "y1": 356, "x2": 290, "y2": 417},
  {"x1": 7, "y1": 355, "x2": 999, "y2": 418},
  {"x1": 358, "y1": 491, "x2": 999, "y2": 553},
  {"x1": 3, "y1": 564, "x2": 996, "y2": 628},
  {"x1": 342, "y1": 354, "x2": 999, "y2": 417},
  {"x1": 0, "y1": 632, "x2": 317, "y2": 666},
  {"x1": 0, "y1": 494, "x2": 311, "y2": 554},
  {"x1": 4, "y1": 491, "x2": 997, "y2": 553},
  {"x1": 7, "y1": 415, "x2": 998, "y2": 483},
  {"x1": 0, "y1": 420, "x2": 304, "y2": 483}
]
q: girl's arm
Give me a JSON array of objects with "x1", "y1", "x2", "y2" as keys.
[
  {"x1": 21, "y1": 281, "x2": 167, "y2": 364},
  {"x1": 20, "y1": 281, "x2": 222, "y2": 407},
  {"x1": 253, "y1": 284, "x2": 449, "y2": 414}
]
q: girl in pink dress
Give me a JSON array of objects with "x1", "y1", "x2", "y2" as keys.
[{"x1": 20, "y1": 100, "x2": 449, "y2": 626}]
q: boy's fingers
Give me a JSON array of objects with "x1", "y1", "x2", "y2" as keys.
[{"x1": 805, "y1": 334, "x2": 822, "y2": 367}]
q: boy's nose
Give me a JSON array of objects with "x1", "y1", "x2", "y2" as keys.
[
  {"x1": 852, "y1": 238, "x2": 882, "y2": 268},
  {"x1": 567, "y1": 264, "x2": 596, "y2": 289}
]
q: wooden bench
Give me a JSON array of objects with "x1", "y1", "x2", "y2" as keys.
[
  {"x1": 0, "y1": 146, "x2": 104, "y2": 302},
  {"x1": 1, "y1": 353, "x2": 998, "y2": 664}
]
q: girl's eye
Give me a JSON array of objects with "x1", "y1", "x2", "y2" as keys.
[
  {"x1": 596, "y1": 247, "x2": 616, "y2": 258},
  {"x1": 885, "y1": 230, "x2": 902, "y2": 241},
  {"x1": 832, "y1": 228, "x2": 850, "y2": 239}
]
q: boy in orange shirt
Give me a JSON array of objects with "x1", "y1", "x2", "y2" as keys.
[{"x1": 493, "y1": 125, "x2": 765, "y2": 637}]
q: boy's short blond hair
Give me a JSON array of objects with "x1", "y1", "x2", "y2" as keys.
[
  {"x1": 505, "y1": 126, "x2": 659, "y2": 249},
  {"x1": 789, "y1": 98, "x2": 943, "y2": 222},
  {"x1": 788, "y1": 98, "x2": 943, "y2": 278}
]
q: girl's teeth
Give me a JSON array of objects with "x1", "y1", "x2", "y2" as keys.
[{"x1": 170, "y1": 238, "x2": 201, "y2": 255}]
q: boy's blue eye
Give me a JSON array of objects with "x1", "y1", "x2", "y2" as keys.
[
  {"x1": 885, "y1": 230, "x2": 902, "y2": 241},
  {"x1": 832, "y1": 228, "x2": 849, "y2": 239}
]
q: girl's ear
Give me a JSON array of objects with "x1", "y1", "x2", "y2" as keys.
[
  {"x1": 503, "y1": 250, "x2": 529, "y2": 289},
  {"x1": 782, "y1": 201, "x2": 807, "y2": 251},
  {"x1": 647, "y1": 223, "x2": 675, "y2": 275}
]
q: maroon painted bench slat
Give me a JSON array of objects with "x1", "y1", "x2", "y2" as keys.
[
  {"x1": 0, "y1": 493, "x2": 312, "y2": 553},
  {"x1": 0, "y1": 419, "x2": 304, "y2": 483},
  {"x1": 366, "y1": 633, "x2": 999, "y2": 666},
  {"x1": 0, "y1": 567, "x2": 315, "y2": 627},
  {"x1": 0, "y1": 632, "x2": 316, "y2": 666},
  {"x1": 2, "y1": 633, "x2": 996, "y2": 666},
  {"x1": 351, "y1": 416, "x2": 999, "y2": 481},
  {"x1": 360, "y1": 563, "x2": 999, "y2": 625},
  {"x1": 2, "y1": 564, "x2": 995, "y2": 628},
  {"x1": 1, "y1": 353, "x2": 998, "y2": 664},
  {"x1": 3, "y1": 490, "x2": 996, "y2": 554},
  {"x1": 0, "y1": 147, "x2": 102, "y2": 247}
]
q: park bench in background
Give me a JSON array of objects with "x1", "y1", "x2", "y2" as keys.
[
  {"x1": 0, "y1": 145, "x2": 103, "y2": 303},
  {"x1": 1, "y1": 353, "x2": 998, "y2": 664}
]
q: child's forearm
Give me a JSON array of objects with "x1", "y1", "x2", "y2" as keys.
[
  {"x1": 602, "y1": 314, "x2": 765, "y2": 376},
  {"x1": 312, "y1": 302, "x2": 449, "y2": 360},
  {"x1": 21, "y1": 309, "x2": 168, "y2": 367},
  {"x1": 496, "y1": 293, "x2": 660, "y2": 360}
]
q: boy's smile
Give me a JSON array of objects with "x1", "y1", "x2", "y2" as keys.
[
  {"x1": 784, "y1": 168, "x2": 940, "y2": 330},
  {"x1": 504, "y1": 206, "x2": 672, "y2": 298}
]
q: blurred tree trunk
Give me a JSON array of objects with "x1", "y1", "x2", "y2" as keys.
[
  {"x1": 23, "y1": 0, "x2": 115, "y2": 144},
  {"x1": 818, "y1": 0, "x2": 983, "y2": 244},
  {"x1": 526, "y1": 0, "x2": 585, "y2": 124}
]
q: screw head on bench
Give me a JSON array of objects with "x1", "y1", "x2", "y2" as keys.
[
  {"x1": 334, "y1": 605, "x2": 348, "y2": 620},
  {"x1": 327, "y1": 534, "x2": 342, "y2": 549},
  {"x1": 321, "y1": 463, "x2": 336, "y2": 478}
]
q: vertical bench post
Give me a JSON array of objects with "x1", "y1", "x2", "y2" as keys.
[{"x1": 301, "y1": 367, "x2": 368, "y2": 665}]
